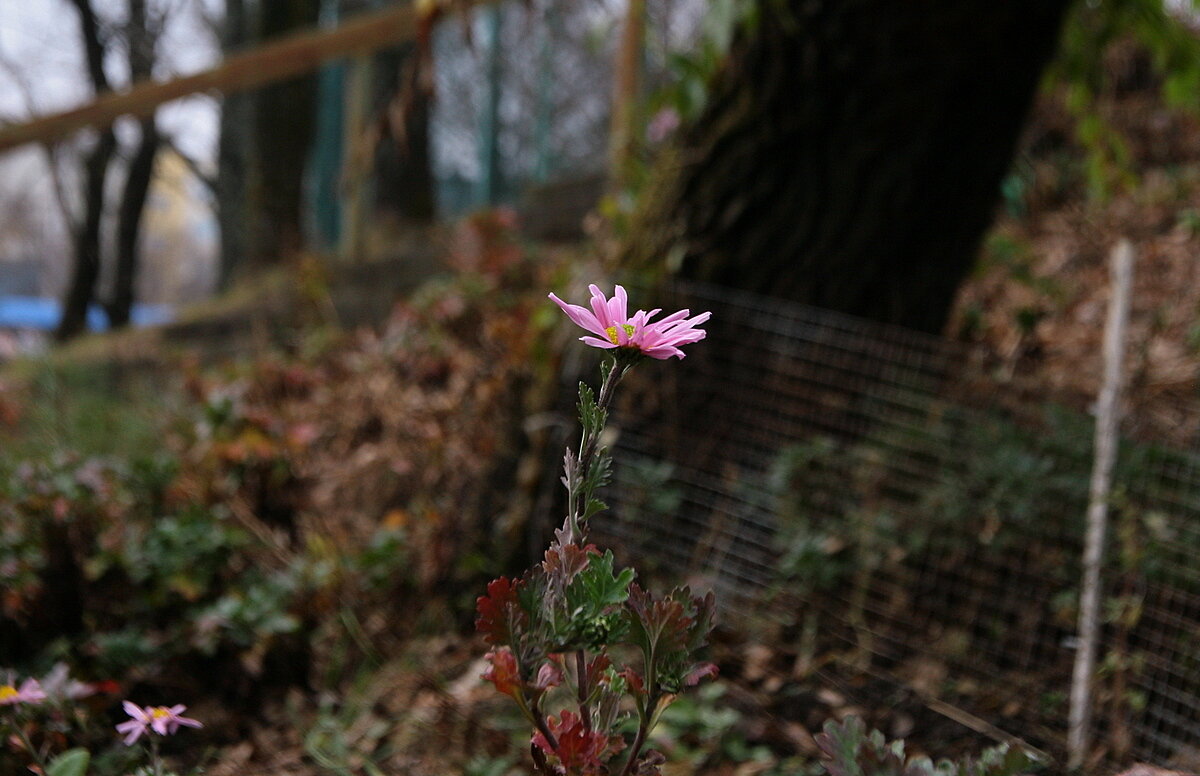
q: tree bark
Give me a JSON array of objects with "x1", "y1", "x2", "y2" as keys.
[
  {"x1": 108, "y1": 118, "x2": 159, "y2": 328},
  {"x1": 107, "y1": 0, "x2": 160, "y2": 329},
  {"x1": 57, "y1": 0, "x2": 115, "y2": 342},
  {"x1": 250, "y1": 0, "x2": 321, "y2": 267},
  {"x1": 373, "y1": 42, "x2": 435, "y2": 224},
  {"x1": 217, "y1": 0, "x2": 253, "y2": 288},
  {"x1": 626, "y1": 0, "x2": 1072, "y2": 334}
]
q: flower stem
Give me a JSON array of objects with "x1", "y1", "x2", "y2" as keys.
[
  {"x1": 152, "y1": 737, "x2": 163, "y2": 776},
  {"x1": 565, "y1": 356, "x2": 632, "y2": 543},
  {"x1": 575, "y1": 650, "x2": 592, "y2": 733},
  {"x1": 619, "y1": 719, "x2": 648, "y2": 776},
  {"x1": 12, "y1": 720, "x2": 47, "y2": 773},
  {"x1": 531, "y1": 707, "x2": 559, "y2": 752},
  {"x1": 531, "y1": 741, "x2": 555, "y2": 776}
]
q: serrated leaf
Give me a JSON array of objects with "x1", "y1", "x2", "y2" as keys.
[
  {"x1": 475, "y1": 577, "x2": 527, "y2": 646},
  {"x1": 576, "y1": 383, "x2": 606, "y2": 436},
  {"x1": 625, "y1": 584, "x2": 718, "y2": 694},
  {"x1": 582, "y1": 497, "x2": 607, "y2": 522},
  {"x1": 46, "y1": 748, "x2": 90, "y2": 776},
  {"x1": 557, "y1": 550, "x2": 635, "y2": 648},
  {"x1": 567, "y1": 550, "x2": 635, "y2": 613}
]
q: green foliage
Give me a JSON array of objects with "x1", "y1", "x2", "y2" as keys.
[
  {"x1": 464, "y1": 754, "x2": 518, "y2": 776},
  {"x1": 561, "y1": 550, "x2": 635, "y2": 649},
  {"x1": 1049, "y1": 0, "x2": 1200, "y2": 198},
  {"x1": 814, "y1": 717, "x2": 1040, "y2": 776},
  {"x1": 0, "y1": 361, "x2": 168, "y2": 472},
  {"x1": 577, "y1": 382, "x2": 606, "y2": 438},
  {"x1": 654, "y1": 0, "x2": 759, "y2": 122},
  {"x1": 46, "y1": 749, "x2": 91, "y2": 776},
  {"x1": 0, "y1": 364, "x2": 417, "y2": 716},
  {"x1": 653, "y1": 683, "x2": 774, "y2": 768}
]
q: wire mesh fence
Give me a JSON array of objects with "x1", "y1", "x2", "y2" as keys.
[{"x1": 584, "y1": 279, "x2": 1200, "y2": 770}]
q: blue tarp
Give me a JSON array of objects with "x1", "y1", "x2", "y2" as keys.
[{"x1": 0, "y1": 296, "x2": 173, "y2": 332}]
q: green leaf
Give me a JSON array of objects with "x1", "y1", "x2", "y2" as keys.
[
  {"x1": 559, "y1": 550, "x2": 635, "y2": 648},
  {"x1": 46, "y1": 748, "x2": 90, "y2": 776},
  {"x1": 576, "y1": 382, "x2": 606, "y2": 437},
  {"x1": 567, "y1": 550, "x2": 635, "y2": 614}
]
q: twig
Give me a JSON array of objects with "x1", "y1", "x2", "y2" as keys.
[{"x1": 1068, "y1": 239, "x2": 1134, "y2": 769}]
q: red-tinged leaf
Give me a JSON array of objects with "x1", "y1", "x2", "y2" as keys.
[
  {"x1": 585, "y1": 653, "x2": 611, "y2": 687},
  {"x1": 684, "y1": 662, "x2": 719, "y2": 686},
  {"x1": 475, "y1": 576, "x2": 526, "y2": 645},
  {"x1": 635, "y1": 750, "x2": 667, "y2": 776},
  {"x1": 482, "y1": 647, "x2": 521, "y2": 699},
  {"x1": 543, "y1": 542, "x2": 592, "y2": 581},
  {"x1": 532, "y1": 710, "x2": 623, "y2": 775},
  {"x1": 618, "y1": 667, "x2": 645, "y2": 696}
]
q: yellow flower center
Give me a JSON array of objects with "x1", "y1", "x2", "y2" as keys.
[
  {"x1": 605, "y1": 324, "x2": 636, "y2": 346},
  {"x1": 0, "y1": 686, "x2": 18, "y2": 702},
  {"x1": 151, "y1": 707, "x2": 171, "y2": 719}
]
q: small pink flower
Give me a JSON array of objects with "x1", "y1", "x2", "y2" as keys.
[
  {"x1": 647, "y1": 107, "x2": 681, "y2": 143},
  {"x1": 0, "y1": 677, "x2": 46, "y2": 706},
  {"x1": 549, "y1": 284, "x2": 710, "y2": 360},
  {"x1": 116, "y1": 701, "x2": 202, "y2": 745}
]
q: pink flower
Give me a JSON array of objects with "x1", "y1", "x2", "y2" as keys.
[
  {"x1": 647, "y1": 107, "x2": 681, "y2": 143},
  {"x1": 0, "y1": 677, "x2": 46, "y2": 707},
  {"x1": 549, "y1": 284, "x2": 710, "y2": 360},
  {"x1": 116, "y1": 701, "x2": 202, "y2": 745}
]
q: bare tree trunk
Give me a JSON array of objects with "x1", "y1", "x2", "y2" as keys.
[
  {"x1": 107, "y1": 0, "x2": 161, "y2": 329},
  {"x1": 108, "y1": 118, "x2": 159, "y2": 328},
  {"x1": 373, "y1": 42, "x2": 435, "y2": 224},
  {"x1": 625, "y1": 0, "x2": 1071, "y2": 334},
  {"x1": 217, "y1": 0, "x2": 253, "y2": 288},
  {"x1": 57, "y1": 0, "x2": 115, "y2": 342},
  {"x1": 251, "y1": 0, "x2": 321, "y2": 267}
]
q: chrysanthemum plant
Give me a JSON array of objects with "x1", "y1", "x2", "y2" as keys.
[
  {"x1": 476, "y1": 285, "x2": 716, "y2": 776},
  {"x1": 2, "y1": 671, "x2": 202, "y2": 776}
]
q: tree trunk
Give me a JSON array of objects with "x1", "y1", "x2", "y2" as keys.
[
  {"x1": 107, "y1": 0, "x2": 160, "y2": 329},
  {"x1": 57, "y1": 0, "x2": 115, "y2": 342},
  {"x1": 107, "y1": 118, "x2": 159, "y2": 328},
  {"x1": 626, "y1": 0, "x2": 1072, "y2": 334},
  {"x1": 58, "y1": 132, "x2": 116, "y2": 341},
  {"x1": 373, "y1": 42, "x2": 435, "y2": 224},
  {"x1": 217, "y1": 0, "x2": 253, "y2": 288},
  {"x1": 250, "y1": 0, "x2": 321, "y2": 267}
]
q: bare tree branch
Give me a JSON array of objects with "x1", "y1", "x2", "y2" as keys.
[
  {"x1": 161, "y1": 133, "x2": 217, "y2": 196},
  {"x1": 0, "y1": 52, "x2": 80, "y2": 232}
]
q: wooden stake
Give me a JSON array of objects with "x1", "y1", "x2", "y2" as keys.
[
  {"x1": 1068, "y1": 239, "x2": 1135, "y2": 770},
  {"x1": 608, "y1": 0, "x2": 646, "y2": 189}
]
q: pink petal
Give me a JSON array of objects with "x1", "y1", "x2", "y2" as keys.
[
  {"x1": 579, "y1": 336, "x2": 618, "y2": 349},
  {"x1": 548, "y1": 294, "x2": 607, "y2": 338},
  {"x1": 587, "y1": 285, "x2": 613, "y2": 330},
  {"x1": 122, "y1": 700, "x2": 147, "y2": 721},
  {"x1": 607, "y1": 285, "x2": 629, "y2": 327},
  {"x1": 653, "y1": 309, "x2": 691, "y2": 327},
  {"x1": 116, "y1": 720, "x2": 146, "y2": 745}
]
